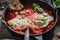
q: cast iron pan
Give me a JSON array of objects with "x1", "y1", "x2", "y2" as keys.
[{"x1": 1, "y1": 0, "x2": 58, "y2": 40}]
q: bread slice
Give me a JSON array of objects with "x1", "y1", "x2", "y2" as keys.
[{"x1": 8, "y1": 0, "x2": 24, "y2": 10}]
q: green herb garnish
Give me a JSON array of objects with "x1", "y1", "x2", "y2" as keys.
[
  {"x1": 41, "y1": 18, "x2": 48, "y2": 22},
  {"x1": 9, "y1": 22, "x2": 14, "y2": 27},
  {"x1": 32, "y1": 3, "x2": 43, "y2": 13}
]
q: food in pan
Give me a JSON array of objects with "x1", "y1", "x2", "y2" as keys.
[{"x1": 5, "y1": 3, "x2": 54, "y2": 34}]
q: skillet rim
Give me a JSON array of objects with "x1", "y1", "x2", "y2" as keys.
[{"x1": 2, "y1": 0, "x2": 58, "y2": 36}]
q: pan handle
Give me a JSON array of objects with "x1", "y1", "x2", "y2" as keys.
[{"x1": 34, "y1": 35, "x2": 43, "y2": 40}]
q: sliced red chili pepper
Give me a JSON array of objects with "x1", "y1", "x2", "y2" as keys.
[
  {"x1": 25, "y1": 10, "x2": 31, "y2": 16},
  {"x1": 25, "y1": 13, "x2": 31, "y2": 16}
]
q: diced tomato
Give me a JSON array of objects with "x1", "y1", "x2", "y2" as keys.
[
  {"x1": 29, "y1": 27, "x2": 40, "y2": 34},
  {"x1": 10, "y1": 13, "x2": 14, "y2": 18},
  {"x1": 12, "y1": 27, "x2": 17, "y2": 31},
  {"x1": 14, "y1": 12, "x2": 18, "y2": 16},
  {"x1": 17, "y1": 31, "x2": 25, "y2": 35},
  {"x1": 14, "y1": 12, "x2": 18, "y2": 15},
  {"x1": 42, "y1": 27, "x2": 47, "y2": 32},
  {"x1": 9, "y1": 12, "x2": 17, "y2": 18},
  {"x1": 21, "y1": 14, "x2": 26, "y2": 18},
  {"x1": 47, "y1": 25, "x2": 52, "y2": 29},
  {"x1": 12, "y1": 26, "x2": 25, "y2": 34},
  {"x1": 51, "y1": 22, "x2": 54, "y2": 25}
]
